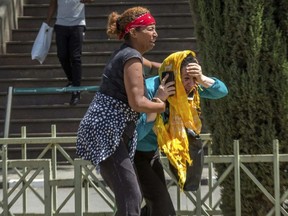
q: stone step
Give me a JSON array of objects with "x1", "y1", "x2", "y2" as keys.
[
  {"x1": 6, "y1": 104, "x2": 90, "y2": 119},
  {"x1": 6, "y1": 38, "x2": 197, "y2": 53},
  {"x1": 0, "y1": 90, "x2": 95, "y2": 107},
  {"x1": 11, "y1": 26, "x2": 195, "y2": 41},
  {"x1": 0, "y1": 52, "x2": 112, "y2": 65},
  {"x1": 23, "y1": 2, "x2": 190, "y2": 17},
  {"x1": 18, "y1": 13, "x2": 193, "y2": 29},
  {"x1": 7, "y1": 131, "x2": 78, "y2": 137},
  {"x1": 0, "y1": 118, "x2": 83, "y2": 134},
  {"x1": 0, "y1": 64, "x2": 105, "y2": 79},
  {"x1": 0, "y1": 50, "x2": 192, "y2": 66},
  {"x1": 0, "y1": 77, "x2": 101, "y2": 92},
  {"x1": 0, "y1": 95, "x2": 96, "y2": 137}
]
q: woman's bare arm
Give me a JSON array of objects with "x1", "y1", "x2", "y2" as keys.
[
  {"x1": 124, "y1": 58, "x2": 165, "y2": 113},
  {"x1": 46, "y1": 0, "x2": 57, "y2": 26}
]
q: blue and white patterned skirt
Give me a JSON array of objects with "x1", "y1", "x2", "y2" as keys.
[{"x1": 76, "y1": 92, "x2": 139, "y2": 167}]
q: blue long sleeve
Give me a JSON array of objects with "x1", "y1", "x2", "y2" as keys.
[
  {"x1": 136, "y1": 76, "x2": 159, "y2": 151},
  {"x1": 199, "y1": 77, "x2": 228, "y2": 99}
]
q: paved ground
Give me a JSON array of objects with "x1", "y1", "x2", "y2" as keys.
[
  {"x1": 0, "y1": 165, "x2": 221, "y2": 215},
  {"x1": 0, "y1": 185, "x2": 221, "y2": 214}
]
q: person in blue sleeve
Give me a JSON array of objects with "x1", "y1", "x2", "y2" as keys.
[{"x1": 134, "y1": 50, "x2": 228, "y2": 216}]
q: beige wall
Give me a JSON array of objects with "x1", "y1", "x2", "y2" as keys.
[{"x1": 0, "y1": 0, "x2": 23, "y2": 54}]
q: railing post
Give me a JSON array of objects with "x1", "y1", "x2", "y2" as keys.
[
  {"x1": 51, "y1": 125, "x2": 58, "y2": 212},
  {"x1": 2, "y1": 86, "x2": 13, "y2": 215},
  {"x1": 207, "y1": 138, "x2": 213, "y2": 207},
  {"x1": 44, "y1": 160, "x2": 52, "y2": 216},
  {"x1": 195, "y1": 187, "x2": 202, "y2": 215},
  {"x1": 273, "y1": 139, "x2": 280, "y2": 216},
  {"x1": 21, "y1": 126, "x2": 27, "y2": 213},
  {"x1": 176, "y1": 187, "x2": 180, "y2": 212},
  {"x1": 4, "y1": 86, "x2": 13, "y2": 138},
  {"x1": 2, "y1": 143, "x2": 8, "y2": 216},
  {"x1": 75, "y1": 159, "x2": 83, "y2": 216},
  {"x1": 234, "y1": 140, "x2": 241, "y2": 216}
]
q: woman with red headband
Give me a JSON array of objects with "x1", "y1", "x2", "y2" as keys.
[{"x1": 76, "y1": 6, "x2": 164, "y2": 216}]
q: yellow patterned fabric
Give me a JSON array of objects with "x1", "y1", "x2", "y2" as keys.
[{"x1": 153, "y1": 50, "x2": 202, "y2": 189}]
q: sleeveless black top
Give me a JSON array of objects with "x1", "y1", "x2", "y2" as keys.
[{"x1": 99, "y1": 43, "x2": 143, "y2": 103}]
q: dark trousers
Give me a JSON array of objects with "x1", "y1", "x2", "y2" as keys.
[
  {"x1": 99, "y1": 141, "x2": 142, "y2": 216},
  {"x1": 134, "y1": 150, "x2": 176, "y2": 216},
  {"x1": 54, "y1": 25, "x2": 84, "y2": 87}
]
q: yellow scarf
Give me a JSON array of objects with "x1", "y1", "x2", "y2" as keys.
[{"x1": 153, "y1": 50, "x2": 202, "y2": 189}]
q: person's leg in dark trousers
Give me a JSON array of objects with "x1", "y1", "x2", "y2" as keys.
[
  {"x1": 67, "y1": 25, "x2": 84, "y2": 105},
  {"x1": 100, "y1": 141, "x2": 142, "y2": 216},
  {"x1": 54, "y1": 25, "x2": 84, "y2": 105},
  {"x1": 54, "y1": 25, "x2": 73, "y2": 85},
  {"x1": 68, "y1": 25, "x2": 84, "y2": 88},
  {"x1": 134, "y1": 150, "x2": 176, "y2": 216}
]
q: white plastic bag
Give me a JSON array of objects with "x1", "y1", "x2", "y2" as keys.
[{"x1": 31, "y1": 22, "x2": 53, "y2": 64}]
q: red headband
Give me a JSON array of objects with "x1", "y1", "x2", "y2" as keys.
[{"x1": 119, "y1": 13, "x2": 156, "y2": 39}]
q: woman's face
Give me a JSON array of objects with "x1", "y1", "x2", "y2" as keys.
[
  {"x1": 135, "y1": 25, "x2": 158, "y2": 53},
  {"x1": 181, "y1": 66, "x2": 196, "y2": 94}
]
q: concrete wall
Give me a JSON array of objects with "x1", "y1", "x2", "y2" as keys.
[{"x1": 0, "y1": 0, "x2": 23, "y2": 54}]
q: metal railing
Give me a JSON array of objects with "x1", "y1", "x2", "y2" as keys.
[
  {"x1": 0, "y1": 126, "x2": 288, "y2": 215},
  {"x1": 1, "y1": 86, "x2": 288, "y2": 215},
  {"x1": 0, "y1": 0, "x2": 23, "y2": 54},
  {"x1": 3, "y1": 86, "x2": 100, "y2": 140}
]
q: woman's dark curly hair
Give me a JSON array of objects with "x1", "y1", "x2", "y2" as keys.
[
  {"x1": 106, "y1": 6, "x2": 151, "y2": 40},
  {"x1": 180, "y1": 54, "x2": 199, "y2": 70}
]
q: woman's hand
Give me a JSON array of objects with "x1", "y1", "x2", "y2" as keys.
[
  {"x1": 186, "y1": 63, "x2": 215, "y2": 88},
  {"x1": 155, "y1": 74, "x2": 176, "y2": 101},
  {"x1": 186, "y1": 63, "x2": 203, "y2": 82}
]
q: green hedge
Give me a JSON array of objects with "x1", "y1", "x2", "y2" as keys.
[{"x1": 189, "y1": 0, "x2": 288, "y2": 215}]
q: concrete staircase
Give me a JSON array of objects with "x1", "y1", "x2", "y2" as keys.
[{"x1": 0, "y1": 0, "x2": 197, "y2": 159}]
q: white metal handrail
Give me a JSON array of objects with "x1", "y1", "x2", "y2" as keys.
[{"x1": 0, "y1": 126, "x2": 288, "y2": 215}]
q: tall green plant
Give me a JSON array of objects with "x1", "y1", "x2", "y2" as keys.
[{"x1": 189, "y1": 0, "x2": 288, "y2": 215}]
